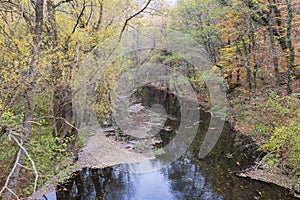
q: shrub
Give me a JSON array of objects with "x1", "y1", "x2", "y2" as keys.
[{"x1": 261, "y1": 119, "x2": 300, "y2": 185}]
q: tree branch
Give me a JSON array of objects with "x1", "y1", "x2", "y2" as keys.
[
  {"x1": 0, "y1": 147, "x2": 21, "y2": 199},
  {"x1": 10, "y1": 131, "x2": 39, "y2": 192},
  {"x1": 54, "y1": 0, "x2": 74, "y2": 8},
  {"x1": 0, "y1": 129, "x2": 39, "y2": 198},
  {"x1": 64, "y1": 3, "x2": 86, "y2": 48},
  {"x1": 119, "y1": 0, "x2": 152, "y2": 41},
  {"x1": 34, "y1": 115, "x2": 79, "y2": 131}
]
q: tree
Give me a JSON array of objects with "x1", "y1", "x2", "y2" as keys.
[
  {"x1": 0, "y1": 0, "x2": 157, "y2": 198},
  {"x1": 267, "y1": 0, "x2": 281, "y2": 93},
  {"x1": 286, "y1": 0, "x2": 295, "y2": 94},
  {"x1": 173, "y1": 0, "x2": 225, "y2": 64},
  {"x1": 0, "y1": 0, "x2": 43, "y2": 198}
]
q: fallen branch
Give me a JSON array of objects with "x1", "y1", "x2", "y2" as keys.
[
  {"x1": 0, "y1": 148, "x2": 22, "y2": 199},
  {"x1": 254, "y1": 150, "x2": 277, "y2": 171},
  {"x1": 0, "y1": 129, "x2": 39, "y2": 198},
  {"x1": 10, "y1": 132, "x2": 39, "y2": 192}
]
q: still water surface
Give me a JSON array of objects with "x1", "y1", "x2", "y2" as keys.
[{"x1": 56, "y1": 87, "x2": 296, "y2": 200}]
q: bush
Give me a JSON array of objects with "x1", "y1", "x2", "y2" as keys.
[
  {"x1": 234, "y1": 91, "x2": 300, "y2": 185},
  {"x1": 0, "y1": 111, "x2": 74, "y2": 197},
  {"x1": 261, "y1": 119, "x2": 300, "y2": 185}
]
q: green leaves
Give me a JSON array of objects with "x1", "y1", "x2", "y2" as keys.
[
  {"x1": 261, "y1": 119, "x2": 300, "y2": 184},
  {"x1": 0, "y1": 112, "x2": 23, "y2": 130},
  {"x1": 173, "y1": 0, "x2": 226, "y2": 63}
]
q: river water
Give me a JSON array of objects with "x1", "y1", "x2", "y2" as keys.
[{"x1": 55, "y1": 86, "x2": 297, "y2": 200}]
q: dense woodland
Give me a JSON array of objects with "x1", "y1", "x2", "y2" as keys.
[{"x1": 0, "y1": 0, "x2": 299, "y2": 199}]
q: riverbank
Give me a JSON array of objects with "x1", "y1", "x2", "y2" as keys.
[
  {"x1": 234, "y1": 129, "x2": 300, "y2": 198},
  {"x1": 235, "y1": 132, "x2": 300, "y2": 198},
  {"x1": 30, "y1": 103, "x2": 167, "y2": 199},
  {"x1": 30, "y1": 84, "x2": 300, "y2": 199},
  {"x1": 190, "y1": 82, "x2": 300, "y2": 198},
  {"x1": 229, "y1": 86, "x2": 300, "y2": 198}
]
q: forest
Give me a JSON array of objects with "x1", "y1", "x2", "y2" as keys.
[{"x1": 0, "y1": 0, "x2": 299, "y2": 199}]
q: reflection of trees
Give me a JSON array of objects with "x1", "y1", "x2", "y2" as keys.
[
  {"x1": 170, "y1": 115, "x2": 295, "y2": 200},
  {"x1": 56, "y1": 87, "x2": 296, "y2": 200},
  {"x1": 140, "y1": 86, "x2": 180, "y2": 118},
  {"x1": 56, "y1": 127, "x2": 296, "y2": 200},
  {"x1": 161, "y1": 155, "x2": 223, "y2": 200},
  {"x1": 57, "y1": 167, "x2": 134, "y2": 200}
]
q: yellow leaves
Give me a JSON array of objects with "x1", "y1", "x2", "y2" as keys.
[
  {"x1": 211, "y1": 66, "x2": 221, "y2": 71},
  {"x1": 6, "y1": 111, "x2": 14, "y2": 117},
  {"x1": 0, "y1": 24, "x2": 33, "y2": 106},
  {"x1": 223, "y1": 72, "x2": 232, "y2": 79},
  {"x1": 221, "y1": 46, "x2": 236, "y2": 54}
]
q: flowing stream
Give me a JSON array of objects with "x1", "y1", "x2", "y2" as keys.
[{"x1": 53, "y1": 86, "x2": 296, "y2": 200}]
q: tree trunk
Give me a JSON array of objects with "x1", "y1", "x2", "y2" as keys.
[
  {"x1": 242, "y1": 38, "x2": 252, "y2": 90},
  {"x1": 273, "y1": 1, "x2": 287, "y2": 50},
  {"x1": 286, "y1": 0, "x2": 295, "y2": 94},
  {"x1": 3, "y1": 0, "x2": 43, "y2": 198},
  {"x1": 95, "y1": 0, "x2": 103, "y2": 31},
  {"x1": 236, "y1": 68, "x2": 240, "y2": 84},
  {"x1": 246, "y1": 66, "x2": 252, "y2": 90},
  {"x1": 53, "y1": 84, "x2": 74, "y2": 140},
  {"x1": 267, "y1": 0, "x2": 281, "y2": 94},
  {"x1": 47, "y1": 1, "x2": 77, "y2": 150},
  {"x1": 250, "y1": 29, "x2": 259, "y2": 90}
]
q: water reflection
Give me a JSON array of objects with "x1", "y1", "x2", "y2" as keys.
[
  {"x1": 57, "y1": 136, "x2": 296, "y2": 199},
  {"x1": 57, "y1": 148, "x2": 296, "y2": 200},
  {"x1": 57, "y1": 155, "x2": 223, "y2": 200},
  {"x1": 56, "y1": 87, "x2": 296, "y2": 200}
]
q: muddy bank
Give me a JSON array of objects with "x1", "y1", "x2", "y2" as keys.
[{"x1": 234, "y1": 131, "x2": 300, "y2": 198}]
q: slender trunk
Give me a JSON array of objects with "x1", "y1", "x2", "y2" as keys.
[
  {"x1": 246, "y1": 66, "x2": 252, "y2": 90},
  {"x1": 95, "y1": 0, "x2": 103, "y2": 31},
  {"x1": 250, "y1": 29, "x2": 259, "y2": 90},
  {"x1": 253, "y1": 64, "x2": 258, "y2": 90},
  {"x1": 47, "y1": 1, "x2": 75, "y2": 141},
  {"x1": 236, "y1": 68, "x2": 240, "y2": 84},
  {"x1": 286, "y1": 0, "x2": 295, "y2": 94},
  {"x1": 273, "y1": 0, "x2": 287, "y2": 50},
  {"x1": 242, "y1": 38, "x2": 252, "y2": 90},
  {"x1": 47, "y1": 1, "x2": 62, "y2": 138},
  {"x1": 3, "y1": 0, "x2": 43, "y2": 198},
  {"x1": 267, "y1": 0, "x2": 281, "y2": 93}
]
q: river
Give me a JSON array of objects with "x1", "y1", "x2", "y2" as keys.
[{"x1": 53, "y1": 86, "x2": 297, "y2": 200}]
